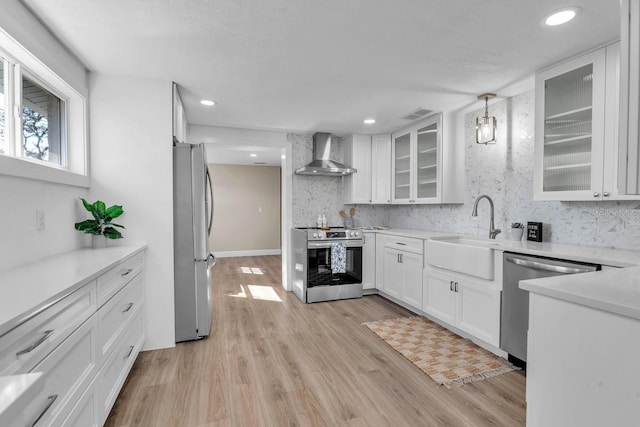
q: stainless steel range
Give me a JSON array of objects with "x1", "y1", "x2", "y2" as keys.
[{"x1": 292, "y1": 227, "x2": 363, "y2": 303}]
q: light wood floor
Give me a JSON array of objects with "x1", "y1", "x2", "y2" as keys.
[{"x1": 105, "y1": 255, "x2": 526, "y2": 426}]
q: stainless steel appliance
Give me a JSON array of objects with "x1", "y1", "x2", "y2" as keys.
[
  {"x1": 294, "y1": 133, "x2": 356, "y2": 176},
  {"x1": 501, "y1": 252, "x2": 599, "y2": 367},
  {"x1": 173, "y1": 142, "x2": 216, "y2": 342},
  {"x1": 292, "y1": 227, "x2": 363, "y2": 303}
]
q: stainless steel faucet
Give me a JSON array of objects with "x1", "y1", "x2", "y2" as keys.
[{"x1": 472, "y1": 195, "x2": 501, "y2": 239}]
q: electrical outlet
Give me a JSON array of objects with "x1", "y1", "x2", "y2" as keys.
[
  {"x1": 258, "y1": 207, "x2": 263, "y2": 213},
  {"x1": 36, "y1": 209, "x2": 46, "y2": 231}
]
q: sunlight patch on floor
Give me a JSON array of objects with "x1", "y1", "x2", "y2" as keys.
[
  {"x1": 226, "y1": 284, "x2": 282, "y2": 302},
  {"x1": 240, "y1": 266, "x2": 264, "y2": 275}
]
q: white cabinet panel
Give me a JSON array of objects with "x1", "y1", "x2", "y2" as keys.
[
  {"x1": 422, "y1": 270, "x2": 456, "y2": 325},
  {"x1": 362, "y1": 234, "x2": 376, "y2": 290},
  {"x1": 423, "y1": 268, "x2": 501, "y2": 347},
  {"x1": 343, "y1": 134, "x2": 372, "y2": 204},
  {"x1": 382, "y1": 247, "x2": 403, "y2": 299},
  {"x1": 371, "y1": 134, "x2": 391, "y2": 204},
  {"x1": 381, "y1": 236, "x2": 424, "y2": 308}
]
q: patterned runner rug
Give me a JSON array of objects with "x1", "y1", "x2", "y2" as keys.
[{"x1": 364, "y1": 316, "x2": 518, "y2": 388}]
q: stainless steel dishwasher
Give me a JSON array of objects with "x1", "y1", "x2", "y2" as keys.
[{"x1": 501, "y1": 252, "x2": 600, "y2": 368}]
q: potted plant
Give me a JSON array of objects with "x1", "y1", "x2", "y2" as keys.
[
  {"x1": 74, "y1": 198, "x2": 125, "y2": 248},
  {"x1": 510, "y1": 222, "x2": 524, "y2": 241}
]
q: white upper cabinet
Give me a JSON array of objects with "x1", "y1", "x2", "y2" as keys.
[
  {"x1": 371, "y1": 134, "x2": 392, "y2": 204},
  {"x1": 619, "y1": 0, "x2": 640, "y2": 196},
  {"x1": 343, "y1": 134, "x2": 391, "y2": 204},
  {"x1": 343, "y1": 134, "x2": 373, "y2": 204},
  {"x1": 391, "y1": 113, "x2": 463, "y2": 204},
  {"x1": 533, "y1": 43, "x2": 635, "y2": 201}
]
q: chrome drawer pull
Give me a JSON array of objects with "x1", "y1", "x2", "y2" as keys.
[
  {"x1": 122, "y1": 302, "x2": 134, "y2": 313},
  {"x1": 124, "y1": 345, "x2": 135, "y2": 359},
  {"x1": 120, "y1": 268, "x2": 133, "y2": 277},
  {"x1": 396, "y1": 242, "x2": 407, "y2": 245},
  {"x1": 16, "y1": 330, "x2": 54, "y2": 356},
  {"x1": 31, "y1": 394, "x2": 58, "y2": 426}
]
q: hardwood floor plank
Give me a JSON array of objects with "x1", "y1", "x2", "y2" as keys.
[{"x1": 106, "y1": 255, "x2": 526, "y2": 426}]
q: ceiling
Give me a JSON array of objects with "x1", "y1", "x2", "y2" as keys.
[
  {"x1": 22, "y1": 0, "x2": 619, "y2": 136},
  {"x1": 205, "y1": 144, "x2": 282, "y2": 166}
]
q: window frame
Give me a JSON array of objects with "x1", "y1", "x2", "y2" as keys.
[{"x1": 0, "y1": 27, "x2": 88, "y2": 188}]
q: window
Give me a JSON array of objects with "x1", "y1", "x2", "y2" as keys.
[
  {"x1": 21, "y1": 73, "x2": 66, "y2": 166},
  {"x1": 0, "y1": 27, "x2": 87, "y2": 187}
]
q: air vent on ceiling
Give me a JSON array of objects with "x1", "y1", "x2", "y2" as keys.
[{"x1": 402, "y1": 108, "x2": 433, "y2": 121}]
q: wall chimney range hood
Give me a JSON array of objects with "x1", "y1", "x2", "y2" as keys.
[{"x1": 295, "y1": 132, "x2": 356, "y2": 176}]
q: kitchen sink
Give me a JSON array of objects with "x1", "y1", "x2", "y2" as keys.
[{"x1": 426, "y1": 235, "x2": 499, "y2": 280}]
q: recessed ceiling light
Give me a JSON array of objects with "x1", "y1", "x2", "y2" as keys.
[
  {"x1": 544, "y1": 7, "x2": 580, "y2": 26},
  {"x1": 200, "y1": 99, "x2": 216, "y2": 106},
  {"x1": 364, "y1": 118, "x2": 376, "y2": 124},
  {"x1": 249, "y1": 153, "x2": 257, "y2": 157}
]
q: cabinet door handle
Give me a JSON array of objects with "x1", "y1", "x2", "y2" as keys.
[
  {"x1": 16, "y1": 330, "x2": 54, "y2": 356},
  {"x1": 396, "y1": 242, "x2": 407, "y2": 246},
  {"x1": 30, "y1": 394, "x2": 58, "y2": 426},
  {"x1": 603, "y1": 192, "x2": 610, "y2": 197},
  {"x1": 399, "y1": 253, "x2": 404, "y2": 263},
  {"x1": 455, "y1": 282, "x2": 459, "y2": 292},
  {"x1": 124, "y1": 345, "x2": 135, "y2": 359},
  {"x1": 122, "y1": 302, "x2": 134, "y2": 313},
  {"x1": 120, "y1": 268, "x2": 133, "y2": 277},
  {"x1": 450, "y1": 281, "x2": 454, "y2": 291},
  {"x1": 593, "y1": 192, "x2": 600, "y2": 198}
]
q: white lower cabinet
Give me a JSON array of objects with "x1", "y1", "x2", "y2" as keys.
[
  {"x1": 23, "y1": 314, "x2": 98, "y2": 427},
  {"x1": 0, "y1": 247, "x2": 146, "y2": 427},
  {"x1": 380, "y1": 236, "x2": 423, "y2": 308},
  {"x1": 362, "y1": 234, "x2": 376, "y2": 290},
  {"x1": 98, "y1": 309, "x2": 144, "y2": 425},
  {"x1": 423, "y1": 268, "x2": 501, "y2": 347}
]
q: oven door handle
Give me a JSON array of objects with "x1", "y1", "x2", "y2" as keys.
[{"x1": 308, "y1": 240, "x2": 364, "y2": 249}]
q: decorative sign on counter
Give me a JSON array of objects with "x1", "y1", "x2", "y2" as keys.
[{"x1": 527, "y1": 222, "x2": 543, "y2": 242}]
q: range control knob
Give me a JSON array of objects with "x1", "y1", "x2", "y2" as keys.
[{"x1": 312, "y1": 233, "x2": 318, "y2": 238}]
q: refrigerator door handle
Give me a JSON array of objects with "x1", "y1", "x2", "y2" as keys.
[{"x1": 206, "y1": 168, "x2": 214, "y2": 237}]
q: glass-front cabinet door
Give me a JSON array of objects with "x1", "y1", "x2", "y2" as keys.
[
  {"x1": 392, "y1": 130, "x2": 412, "y2": 202},
  {"x1": 534, "y1": 49, "x2": 606, "y2": 201},
  {"x1": 391, "y1": 114, "x2": 443, "y2": 204},
  {"x1": 415, "y1": 115, "x2": 441, "y2": 201}
]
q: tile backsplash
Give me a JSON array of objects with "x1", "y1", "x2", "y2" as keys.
[{"x1": 292, "y1": 89, "x2": 640, "y2": 251}]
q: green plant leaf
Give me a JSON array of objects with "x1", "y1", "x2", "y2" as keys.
[
  {"x1": 107, "y1": 223, "x2": 126, "y2": 229},
  {"x1": 105, "y1": 205, "x2": 124, "y2": 219},
  {"x1": 103, "y1": 226, "x2": 123, "y2": 239},
  {"x1": 94, "y1": 201, "x2": 106, "y2": 219},
  {"x1": 80, "y1": 198, "x2": 93, "y2": 212},
  {"x1": 74, "y1": 219, "x2": 102, "y2": 234}
]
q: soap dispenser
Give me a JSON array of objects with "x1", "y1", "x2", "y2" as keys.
[{"x1": 317, "y1": 214, "x2": 323, "y2": 229}]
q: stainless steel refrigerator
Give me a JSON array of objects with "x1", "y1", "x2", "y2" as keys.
[{"x1": 173, "y1": 142, "x2": 216, "y2": 342}]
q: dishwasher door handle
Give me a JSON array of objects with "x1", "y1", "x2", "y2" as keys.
[{"x1": 505, "y1": 257, "x2": 593, "y2": 274}]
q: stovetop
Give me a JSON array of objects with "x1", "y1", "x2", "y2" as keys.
[{"x1": 294, "y1": 227, "x2": 362, "y2": 241}]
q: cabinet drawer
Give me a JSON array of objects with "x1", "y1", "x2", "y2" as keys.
[
  {"x1": 98, "y1": 310, "x2": 144, "y2": 424},
  {"x1": 383, "y1": 235, "x2": 423, "y2": 254},
  {"x1": 62, "y1": 376, "x2": 100, "y2": 427},
  {"x1": 0, "y1": 283, "x2": 97, "y2": 376},
  {"x1": 97, "y1": 252, "x2": 144, "y2": 307},
  {"x1": 23, "y1": 314, "x2": 98, "y2": 427},
  {"x1": 98, "y1": 274, "x2": 144, "y2": 364}
]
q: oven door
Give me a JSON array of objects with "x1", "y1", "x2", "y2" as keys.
[{"x1": 307, "y1": 240, "x2": 363, "y2": 288}]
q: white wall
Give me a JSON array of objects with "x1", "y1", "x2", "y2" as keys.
[
  {"x1": 208, "y1": 164, "x2": 281, "y2": 253},
  {"x1": 0, "y1": 1, "x2": 89, "y2": 271},
  {"x1": 89, "y1": 73, "x2": 174, "y2": 350}
]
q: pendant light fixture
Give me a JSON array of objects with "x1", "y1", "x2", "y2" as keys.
[{"x1": 476, "y1": 93, "x2": 497, "y2": 144}]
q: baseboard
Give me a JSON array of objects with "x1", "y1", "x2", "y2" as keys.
[{"x1": 213, "y1": 249, "x2": 282, "y2": 258}]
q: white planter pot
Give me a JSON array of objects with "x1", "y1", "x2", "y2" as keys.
[
  {"x1": 91, "y1": 235, "x2": 107, "y2": 249},
  {"x1": 510, "y1": 228, "x2": 524, "y2": 241}
]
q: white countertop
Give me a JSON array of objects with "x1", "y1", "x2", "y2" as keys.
[
  {"x1": 0, "y1": 243, "x2": 146, "y2": 338},
  {"x1": 373, "y1": 228, "x2": 640, "y2": 267},
  {"x1": 0, "y1": 373, "x2": 43, "y2": 424},
  {"x1": 521, "y1": 267, "x2": 640, "y2": 321}
]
